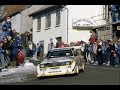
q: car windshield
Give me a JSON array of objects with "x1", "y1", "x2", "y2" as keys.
[{"x1": 46, "y1": 49, "x2": 74, "y2": 58}]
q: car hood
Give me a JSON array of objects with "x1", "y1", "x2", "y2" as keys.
[{"x1": 40, "y1": 57, "x2": 74, "y2": 64}]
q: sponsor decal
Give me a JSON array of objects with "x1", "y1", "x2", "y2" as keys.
[
  {"x1": 50, "y1": 67, "x2": 59, "y2": 69},
  {"x1": 49, "y1": 71, "x2": 61, "y2": 73}
]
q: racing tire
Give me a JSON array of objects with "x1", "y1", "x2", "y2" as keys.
[
  {"x1": 80, "y1": 64, "x2": 85, "y2": 72},
  {"x1": 37, "y1": 77, "x2": 41, "y2": 79},
  {"x1": 37, "y1": 76, "x2": 45, "y2": 79},
  {"x1": 74, "y1": 65, "x2": 79, "y2": 76}
]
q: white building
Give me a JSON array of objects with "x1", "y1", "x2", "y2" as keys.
[{"x1": 29, "y1": 5, "x2": 108, "y2": 54}]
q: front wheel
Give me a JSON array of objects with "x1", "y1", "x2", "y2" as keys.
[
  {"x1": 80, "y1": 64, "x2": 85, "y2": 72},
  {"x1": 74, "y1": 65, "x2": 79, "y2": 76}
]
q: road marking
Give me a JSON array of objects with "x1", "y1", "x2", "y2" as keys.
[{"x1": 85, "y1": 65, "x2": 120, "y2": 71}]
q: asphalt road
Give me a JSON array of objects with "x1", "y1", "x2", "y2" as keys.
[{"x1": 9, "y1": 63, "x2": 120, "y2": 85}]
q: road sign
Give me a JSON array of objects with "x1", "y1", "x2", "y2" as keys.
[{"x1": 117, "y1": 26, "x2": 120, "y2": 30}]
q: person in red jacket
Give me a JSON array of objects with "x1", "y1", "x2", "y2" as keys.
[
  {"x1": 89, "y1": 35, "x2": 97, "y2": 45},
  {"x1": 17, "y1": 47, "x2": 25, "y2": 66}
]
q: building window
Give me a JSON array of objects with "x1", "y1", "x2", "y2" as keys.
[
  {"x1": 37, "y1": 16, "x2": 41, "y2": 31},
  {"x1": 107, "y1": 27, "x2": 109, "y2": 30},
  {"x1": 45, "y1": 13, "x2": 51, "y2": 29},
  {"x1": 56, "y1": 9, "x2": 60, "y2": 26}
]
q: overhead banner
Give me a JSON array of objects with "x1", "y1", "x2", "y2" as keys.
[{"x1": 72, "y1": 18, "x2": 98, "y2": 27}]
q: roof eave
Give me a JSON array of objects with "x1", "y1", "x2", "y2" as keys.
[{"x1": 29, "y1": 5, "x2": 64, "y2": 17}]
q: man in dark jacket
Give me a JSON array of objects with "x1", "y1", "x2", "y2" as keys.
[
  {"x1": 12, "y1": 32, "x2": 21, "y2": 67},
  {"x1": 97, "y1": 42, "x2": 102, "y2": 65},
  {"x1": 2, "y1": 17, "x2": 12, "y2": 31},
  {"x1": 36, "y1": 43, "x2": 40, "y2": 59},
  {"x1": 2, "y1": 17, "x2": 12, "y2": 37},
  {"x1": 106, "y1": 42, "x2": 111, "y2": 66},
  {"x1": 0, "y1": 41, "x2": 5, "y2": 68},
  {"x1": 2, "y1": 37, "x2": 10, "y2": 67},
  {"x1": 114, "y1": 40, "x2": 120, "y2": 66},
  {"x1": 6, "y1": 36, "x2": 13, "y2": 66},
  {"x1": 109, "y1": 41, "x2": 116, "y2": 66}
]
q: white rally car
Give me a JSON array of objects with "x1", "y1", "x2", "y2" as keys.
[{"x1": 37, "y1": 47, "x2": 85, "y2": 78}]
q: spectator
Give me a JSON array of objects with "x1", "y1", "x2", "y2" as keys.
[
  {"x1": 101, "y1": 41, "x2": 107, "y2": 65},
  {"x1": 83, "y1": 42, "x2": 89, "y2": 63},
  {"x1": 92, "y1": 42, "x2": 98, "y2": 64},
  {"x1": 48, "y1": 44, "x2": 51, "y2": 51},
  {"x1": 17, "y1": 46, "x2": 25, "y2": 66},
  {"x1": 89, "y1": 35, "x2": 97, "y2": 45},
  {"x1": 32, "y1": 42, "x2": 36, "y2": 56},
  {"x1": 70, "y1": 42, "x2": 75, "y2": 46},
  {"x1": 11, "y1": 29, "x2": 17, "y2": 39},
  {"x1": 56, "y1": 40, "x2": 61, "y2": 48},
  {"x1": 48, "y1": 40, "x2": 55, "y2": 51},
  {"x1": 8, "y1": 27, "x2": 12, "y2": 37},
  {"x1": 2, "y1": 26, "x2": 7, "y2": 37},
  {"x1": 39, "y1": 43, "x2": 44, "y2": 60},
  {"x1": 0, "y1": 41, "x2": 5, "y2": 68},
  {"x1": 6, "y1": 36, "x2": 13, "y2": 66},
  {"x1": 28, "y1": 41, "x2": 33, "y2": 58},
  {"x1": 12, "y1": 30, "x2": 21, "y2": 67},
  {"x1": 2, "y1": 37, "x2": 10, "y2": 67},
  {"x1": 61, "y1": 42, "x2": 64, "y2": 48},
  {"x1": 109, "y1": 41, "x2": 116, "y2": 66},
  {"x1": 2, "y1": 17, "x2": 12, "y2": 37},
  {"x1": 113, "y1": 51, "x2": 119, "y2": 67},
  {"x1": 86, "y1": 43, "x2": 92, "y2": 63},
  {"x1": 36, "y1": 43, "x2": 40, "y2": 59},
  {"x1": 115, "y1": 39, "x2": 120, "y2": 66},
  {"x1": 106, "y1": 41, "x2": 111, "y2": 66},
  {"x1": 0, "y1": 29, "x2": 4, "y2": 40},
  {"x1": 2, "y1": 17, "x2": 12, "y2": 31},
  {"x1": 97, "y1": 42, "x2": 102, "y2": 65},
  {"x1": 26, "y1": 32, "x2": 30, "y2": 42},
  {"x1": 88, "y1": 43, "x2": 94, "y2": 63}
]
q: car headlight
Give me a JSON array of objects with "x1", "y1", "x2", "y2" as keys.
[
  {"x1": 66, "y1": 61, "x2": 71, "y2": 65},
  {"x1": 40, "y1": 64, "x2": 44, "y2": 68}
]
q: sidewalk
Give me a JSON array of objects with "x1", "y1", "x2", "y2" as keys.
[{"x1": 85, "y1": 62, "x2": 120, "y2": 69}]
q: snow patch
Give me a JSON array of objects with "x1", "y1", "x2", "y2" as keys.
[
  {"x1": 0, "y1": 61, "x2": 37, "y2": 84},
  {"x1": 0, "y1": 61, "x2": 37, "y2": 78},
  {"x1": 24, "y1": 62, "x2": 35, "y2": 68}
]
